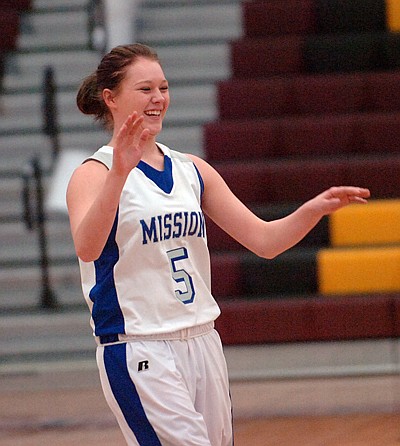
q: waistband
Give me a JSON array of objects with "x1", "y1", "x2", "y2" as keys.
[{"x1": 96, "y1": 322, "x2": 215, "y2": 346}]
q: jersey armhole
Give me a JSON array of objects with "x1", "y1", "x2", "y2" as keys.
[
  {"x1": 193, "y1": 163, "x2": 205, "y2": 197},
  {"x1": 82, "y1": 158, "x2": 110, "y2": 171}
]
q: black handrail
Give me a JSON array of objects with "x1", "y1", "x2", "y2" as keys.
[
  {"x1": 21, "y1": 65, "x2": 62, "y2": 309},
  {"x1": 42, "y1": 65, "x2": 60, "y2": 164},
  {"x1": 22, "y1": 155, "x2": 58, "y2": 310}
]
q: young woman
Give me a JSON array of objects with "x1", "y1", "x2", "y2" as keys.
[{"x1": 67, "y1": 43, "x2": 370, "y2": 446}]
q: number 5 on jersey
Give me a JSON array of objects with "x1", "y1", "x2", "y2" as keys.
[{"x1": 167, "y1": 247, "x2": 195, "y2": 304}]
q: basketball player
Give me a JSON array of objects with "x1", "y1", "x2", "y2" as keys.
[{"x1": 66, "y1": 44, "x2": 370, "y2": 446}]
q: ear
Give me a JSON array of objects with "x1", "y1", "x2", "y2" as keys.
[{"x1": 102, "y1": 88, "x2": 116, "y2": 109}]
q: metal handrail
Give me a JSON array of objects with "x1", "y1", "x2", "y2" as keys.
[
  {"x1": 20, "y1": 65, "x2": 62, "y2": 309},
  {"x1": 42, "y1": 65, "x2": 60, "y2": 164},
  {"x1": 22, "y1": 156, "x2": 58, "y2": 309}
]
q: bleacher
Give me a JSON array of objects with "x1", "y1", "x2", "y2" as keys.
[{"x1": 206, "y1": 0, "x2": 400, "y2": 347}]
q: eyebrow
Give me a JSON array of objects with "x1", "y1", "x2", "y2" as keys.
[{"x1": 136, "y1": 79, "x2": 168, "y2": 84}]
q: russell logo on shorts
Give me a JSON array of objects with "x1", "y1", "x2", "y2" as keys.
[{"x1": 138, "y1": 360, "x2": 150, "y2": 372}]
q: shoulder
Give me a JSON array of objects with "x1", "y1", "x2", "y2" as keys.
[
  {"x1": 85, "y1": 145, "x2": 113, "y2": 170},
  {"x1": 185, "y1": 154, "x2": 219, "y2": 180},
  {"x1": 67, "y1": 147, "x2": 110, "y2": 192}
]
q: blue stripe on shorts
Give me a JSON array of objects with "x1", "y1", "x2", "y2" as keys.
[{"x1": 104, "y1": 343, "x2": 162, "y2": 446}]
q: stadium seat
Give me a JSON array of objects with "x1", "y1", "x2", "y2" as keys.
[
  {"x1": 386, "y1": 0, "x2": 400, "y2": 31},
  {"x1": 212, "y1": 156, "x2": 400, "y2": 205},
  {"x1": 304, "y1": 32, "x2": 386, "y2": 73},
  {"x1": 355, "y1": 112, "x2": 400, "y2": 153},
  {"x1": 217, "y1": 73, "x2": 367, "y2": 120},
  {"x1": 243, "y1": 0, "x2": 317, "y2": 37},
  {"x1": 330, "y1": 199, "x2": 400, "y2": 247},
  {"x1": 217, "y1": 77, "x2": 292, "y2": 120},
  {"x1": 211, "y1": 253, "x2": 244, "y2": 298},
  {"x1": 204, "y1": 119, "x2": 278, "y2": 161},
  {"x1": 205, "y1": 112, "x2": 400, "y2": 161},
  {"x1": 240, "y1": 248, "x2": 319, "y2": 295},
  {"x1": 231, "y1": 36, "x2": 306, "y2": 78},
  {"x1": 291, "y1": 73, "x2": 367, "y2": 114},
  {"x1": 318, "y1": 246, "x2": 400, "y2": 294},
  {"x1": 206, "y1": 0, "x2": 400, "y2": 347},
  {"x1": 217, "y1": 71, "x2": 400, "y2": 121},
  {"x1": 278, "y1": 114, "x2": 356, "y2": 157},
  {"x1": 364, "y1": 70, "x2": 400, "y2": 111},
  {"x1": 216, "y1": 294, "x2": 395, "y2": 344},
  {"x1": 383, "y1": 32, "x2": 400, "y2": 69},
  {"x1": 211, "y1": 248, "x2": 318, "y2": 298},
  {"x1": 316, "y1": 0, "x2": 386, "y2": 33}
]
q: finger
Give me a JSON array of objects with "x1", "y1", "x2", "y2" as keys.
[
  {"x1": 117, "y1": 114, "x2": 136, "y2": 137},
  {"x1": 348, "y1": 196, "x2": 369, "y2": 204},
  {"x1": 329, "y1": 186, "x2": 370, "y2": 200},
  {"x1": 126, "y1": 113, "x2": 145, "y2": 136},
  {"x1": 115, "y1": 114, "x2": 143, "y2": 147},
  {"x1": 344, "y1": 187, "x2": 370, "y2": 197},
  {"x1": 137, "y1": 128, "x2": 150, "y2": 149}
]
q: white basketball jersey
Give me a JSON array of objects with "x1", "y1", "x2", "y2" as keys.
[{"x1": 78, "y1": 144, "x2": 221, "y2": 340}]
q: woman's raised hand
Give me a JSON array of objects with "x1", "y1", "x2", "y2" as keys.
[{"x1": 112, "y1": 112, "x2": 149, "y2": 177}]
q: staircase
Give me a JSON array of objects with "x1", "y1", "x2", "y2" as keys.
[{"x1": 0, "y1": 0, "x2": 243, "y2": 375}]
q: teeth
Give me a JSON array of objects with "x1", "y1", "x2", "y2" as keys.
[{"x1": 145, "y1": 111, "x2": 161, "y2": 116}]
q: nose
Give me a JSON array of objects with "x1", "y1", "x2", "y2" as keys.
[{"x1": 152, "y1": 89, "x2": 166, "y2": 103}]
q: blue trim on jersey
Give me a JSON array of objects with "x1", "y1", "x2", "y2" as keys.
[
  {"x1": 104, "y1": 343, "x2": 162, "y2": 445},
  {"x1": 193, "y1": 163, "x2": 204, "y2": 197},
  {"x1": 89, "y1": 214, "x2": 125, "y2": 337},
  {"x1": 137, "y1": 155, "x2": 173, "y2": 194}
]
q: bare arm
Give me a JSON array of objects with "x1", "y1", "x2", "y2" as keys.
[
  {"x1": 189, "y1": 155, "x2": 370, "y2": 259},
  {"x1": 66, "y1": 113, "x2": 149, "y2": 262}
]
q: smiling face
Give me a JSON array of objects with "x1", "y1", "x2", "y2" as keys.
[{"x1": 103, "y1": 57, "x2": 170, "y2": 137}]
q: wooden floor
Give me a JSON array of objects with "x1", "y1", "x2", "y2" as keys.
[{"x1": 1, "y1": 384, "x2": 400, "y2": 445}]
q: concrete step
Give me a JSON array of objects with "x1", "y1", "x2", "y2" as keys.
[
  {"x1": 158, "y1": 42, "x2": 231, "y2": 83},
  {"x1": 4, "y1": 41, "x2": 231, "y2": 93},
  {"x1": 0, "y1": 176, "x2": 26, "y2": 220},
  {"x1": 0, "y1": 263, "x2": 82, "y2": 310},
  {"x1": 33, "y1": 0, "x2": 88, "y2": 12},
  {"x1": 4, "y1": 49, "x2": 100, "y2": 93},
  {"x1": 0, "y1": 218, "x2": 75, "y2": 264},
  {"x1": 0, "y1": 309, "x2": 94, "y2": 365},
  {"x1": 140, "y1": 3, "x2": 242, "y2": 45},
  {"x1": 31, "y1": 0, "x2": 239, "y2": 12},
  {"x1": 0, "y1": 83, "x2": 216, "y2": 133},
  {"x1": 18, "y1": 10, "x2": 88, "y2": 51},
  {"x1": 0, "y1": 134, "x2": 53, "y2": 174}
]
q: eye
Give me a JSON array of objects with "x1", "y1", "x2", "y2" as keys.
[{"x1": 140, "y1": 87, "x2": 151, "y2": 92}]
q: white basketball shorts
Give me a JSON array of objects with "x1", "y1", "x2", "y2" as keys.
[{"x1": 96, "y1": 324, "x2": 233, "y2": 446}]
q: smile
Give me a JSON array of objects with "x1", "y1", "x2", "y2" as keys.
[{"x1": 144, "y1": 110, "x2": 161, "y2": 117}]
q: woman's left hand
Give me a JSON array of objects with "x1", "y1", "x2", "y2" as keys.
[{"x1": 312, "y1": 186, "x2": 371, "y2": 215}]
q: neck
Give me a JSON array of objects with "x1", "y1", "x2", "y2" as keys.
[{"x1": 141, "y1": 142, "x2": 164, "y2": 169}]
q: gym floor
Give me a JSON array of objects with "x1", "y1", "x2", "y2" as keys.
[{"x1": 1, "y1": 371, "x2": 399, "y2": 445}]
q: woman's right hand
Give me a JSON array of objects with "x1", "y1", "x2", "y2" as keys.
[
  {"x1": 67, "y1": 112, "x2": 150, "y2": 262},
  {"x1": 112, "y1": 112, "x2": 150, "y2": 177}
]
